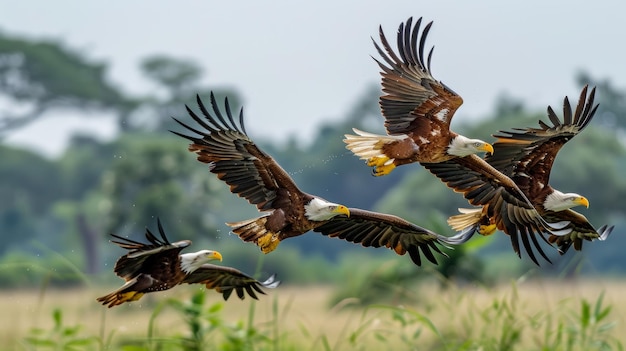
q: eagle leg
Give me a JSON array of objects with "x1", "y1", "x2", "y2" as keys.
[
  {"x1": 372, "y1": 163, "x2": 396, "y2": 177},
  {"x1": 478, "y1": 217, "x2": 497, "y2": 236},
  {"x1": 257, "y1": 233, "x2": 281, "y2": 253},
  {"x1": 367, "y1": 155, "x2": 396, "y2": 176},
  {"x1": 366, "y1": 155, "x2": 391, "y2": 167},
  {"x1": 96, "y1": 290, "x2": 145, "y2": 308}
]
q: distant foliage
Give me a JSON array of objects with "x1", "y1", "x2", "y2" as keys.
[{"x1": 0, "y1": 33, "x2": 132, "y2": 135}]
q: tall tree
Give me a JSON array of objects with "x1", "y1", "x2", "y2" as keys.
[
  {"x1": 0, "y1": 145, "x2": 61, "y2": 253},
  {"x1": 0, "y1": 33, "x2": 134, "y2": 136}
]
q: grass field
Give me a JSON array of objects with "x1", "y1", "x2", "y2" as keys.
[{"x1": 4, "y1": 278, "x2": 625, "y2": 350}]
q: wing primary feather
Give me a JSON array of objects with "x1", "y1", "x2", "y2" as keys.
[
  {"x1": 416, "y1": 245, "x2": 437, "y2": 264},
  {"x1": 222, "y1": 289, "x2": 233, "y2": 301},
  {"x1": 377, "y1": 25, "x2": 402, "y2": 67},
  {"x1": 109, "y1": 233, "x2": 144, "y2": 248},
  {"x1": 171, "y1": 117, "x2": 208, "y2": 139},
  {"x1": 185, "y1": 104, "x2": 218, "y2": 133},
  {"x1": 207, "y1": 92, "x2": 230, "y2": 130},
  {"x1": 562, "y1": 96, "x2": 572, "y2": 126},
  {"x1": 537, "y1": 119, "x2": 551, "y2": 130},
  {"x1": 427, "y1": 46, "x2": 434, "y2": 73},
  {"x1": 419, "y1": 21, "x2": 434, "y2": 73},
  {"x1": 156, "y1": 218, "x2": 170, "y2": 245},
  {"x1": 397, "y1": 21, "x2": 409, "y2": 64},
  {"x1": 429, "y1": 241, "x2": 447, "y2": 256},
  {"x1": 238, "y1": 107, "x2": 247, "y2": 135},
  {"x1": 408, "y1": 248, "x2": 422, "y2": 266},
  {"x1": 245, "y1": 286, "x2": 258, "y2": 300},
  {"x1": 144, "y1": 227, "x2": 163, "y2": 246},
  {"x1": 409, "y1": 17, "x2": 421, "y2": 66},
  {"x1": 518, "y1": 226, "x2": 538, "y2": 265},
  {"x1": 421, "y1": 245, "x2": 438, "y2": 265},
  {"x1": 578, "y1": 86, "x2": 597, "y2": 130},
  {"x1": 572, "y1": 85, "x2": 587, "y2": 124},
  {"x1": 546, "y1": 106, "x2": 560, "y2": 127},
  {"x1": 529, "y1": 228, "x2": 552, "y2": 264}
]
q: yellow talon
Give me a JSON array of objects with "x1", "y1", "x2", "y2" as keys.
[
  {"x1": 120, "y1": 291, "x2": 144, "y2": 303},
  {"x1": 366, "y1": 156, "x2": 390, "y2": 167},
  {"x1": 257, "y1": 233, "x2": 281, "y2": 253},
  {"x1": 478, "y1": 223, "x2": 497, "y2": 236},
  {"x1": 373, "y1": 163, "x2": 396, "y2": 176}
]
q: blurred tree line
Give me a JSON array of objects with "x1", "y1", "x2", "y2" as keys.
[{"x1": 0, "y1": 31, "x2": 624, "y2": 288}]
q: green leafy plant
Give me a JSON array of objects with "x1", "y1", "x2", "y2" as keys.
[{"x1": 23, "y1": 308, "x2": 100, "y2": 351}]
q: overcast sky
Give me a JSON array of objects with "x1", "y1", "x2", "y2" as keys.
[{"x1": 2, "y1": 0, "x2": 624, "y2": 157}]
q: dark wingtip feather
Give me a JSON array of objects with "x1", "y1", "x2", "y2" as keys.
[
  {"x1": 156, "y1": 217, "x2": 170, "y2": 244},
  {"x1": 222, "y1": 289, "x2": 233, "y2": 301},
  {"x1": 408, "y1": 248, "x2": 423, "y2": 266}
]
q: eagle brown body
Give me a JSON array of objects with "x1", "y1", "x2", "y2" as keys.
[
  {"x1": 172, "y1": 93, "x2": 476, "y2": 266},
  {"x1": 344, "y1": 17, "x2": 493, "y2": 176},
  {"x1": 450, "y1": 85, "x2": 612, "y2": 254},
  {"x1": 97, "y1": 219, "x2": 279, "y2": 308}
]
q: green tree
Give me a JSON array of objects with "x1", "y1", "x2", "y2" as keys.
[
  {"x1": 0, "y1": 33, "x2": 134, "y2": 136},
  {"x1": 98, "y1": 133, "x2": 223, "y2": 242},
  {"x1": 0, "y1": 145, "x2": 61, "y2": 253}
]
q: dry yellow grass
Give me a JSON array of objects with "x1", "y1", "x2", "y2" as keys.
[{"x1": 2, "y1": 278, "x2": 625, "y2": 350}]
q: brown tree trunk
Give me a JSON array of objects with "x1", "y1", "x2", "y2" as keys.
[{"x1": 76, "y1": 213, "x2": 99, "y2": 275}]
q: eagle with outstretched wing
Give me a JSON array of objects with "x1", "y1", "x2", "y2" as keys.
[{"x1": 97, "y1": 219, "x2": 279, "y2": 308}]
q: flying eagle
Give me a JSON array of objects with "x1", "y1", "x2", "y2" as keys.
[
  {"x1": 97, "y1": 219, "x2": 279, "y2": 308},
  {"x1": 448, "y1": 85, "x2": 613, "y2": 254},
  {"x1": 343, "y1": 17, "x2": 494, "y2": 177},
  {"x1": 172, "y1": 93, "x2": 475, "y2": 266}
]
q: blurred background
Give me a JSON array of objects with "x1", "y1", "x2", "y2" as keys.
[{"x1": 1, "y1": 0, "x2": 625, "y2": 314}]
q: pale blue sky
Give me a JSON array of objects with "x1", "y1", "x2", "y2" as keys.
[{"x1": 2, "y1": 0, "x2": 624, "y2": 156}]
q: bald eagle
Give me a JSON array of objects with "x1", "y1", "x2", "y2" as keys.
[
  {"x1": 343, "y1": 17, "x2": 494, "y2": 177},
  {"x1": 97, "y1": 219, "x2": 279, "y2": 308},
  {"x1": 448, "y1": 85, "x2": 613, "y2": 254},
  {"x1": 172, "y1": 93, "x2": 475, "y2": 266}
]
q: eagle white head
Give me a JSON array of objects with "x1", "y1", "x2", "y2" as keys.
[
  {"x1": 180, "y1": 250, "x2": 223, "y2": 274},
  {"x1": 543, "y1": 190, "x2": 590, "y2": 212},
  {"x1": 304, "y1": 198, "x2": 351, "y2": 221},
  {"x1": 448, "y1": 135, "x2": 494, "y2": 157}
]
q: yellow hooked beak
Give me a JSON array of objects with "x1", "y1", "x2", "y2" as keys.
[
  {"x1": 334, "y1": 205, "x2": 350, "y2": 217},
  {"x1": 481, "y1": 143, "x2": 494, "y2": 154},
  {"x1": 208, "y1": 251, "x2": 223, "y2": 262},
  {"x1": 575, "y1": 196, "x2": 590, "y2": 208}
]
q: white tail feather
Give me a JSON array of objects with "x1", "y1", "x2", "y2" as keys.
[
  {"x1": 447, "y1": 208, "x2": 483, "y2": 231},
  {"x1": 343, "y1": 128, "x2": 406, "y2": 161}
]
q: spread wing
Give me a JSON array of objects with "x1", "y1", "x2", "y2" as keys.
[
  {"x1": 171, "y1": 92, "x2": 303, "y2": 212},
  {"x1": 422, "y1": 155, "x2": 569, "y2": 265},
  {"x1": 313, "y1": 208, "x2": 474, "y2": 266},
  {"x1": 109, "y1": 218, "x2": 190, "y2": 280},
  {"x1": 182, "y1": 265, "x2": 280, "y2": 300},
  {"x1": 374, "y1": 16, "x2": 463, "y2": 135},
  {"x1": 544, "y1": 209, "x2": 613, "y2": 254},
  {"x1": 487, "y1": 85, "x2": 599, "y2": 195}
]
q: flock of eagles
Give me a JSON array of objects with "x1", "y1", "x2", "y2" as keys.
[{"x1": 97, "y1": 17, "x2": 612, "y2": 308}]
